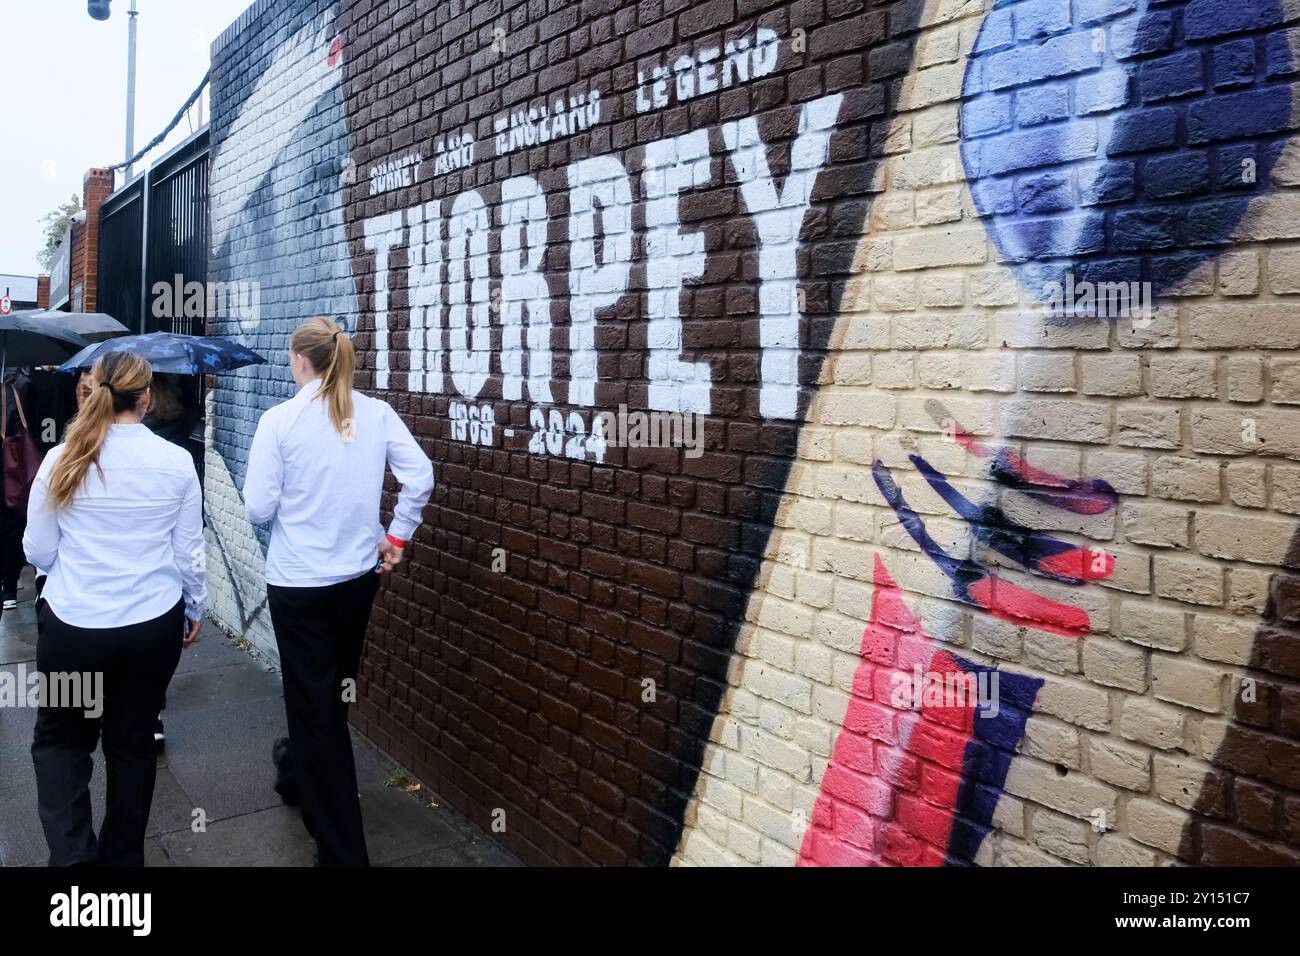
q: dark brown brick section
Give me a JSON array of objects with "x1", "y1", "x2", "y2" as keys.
[
  {"x1": 1179, "y1": 530, "x2": 1300, "y2": 866},
  {"x1": 336, "y1": 0, "x2": 926, "y2": 864}
]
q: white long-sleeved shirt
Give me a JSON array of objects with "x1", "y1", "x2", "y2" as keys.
[
  {"x1": 24, "y1": 423, "x2": 207, "y2": 628},
  {"x1": 242, "y1": 379, "x2": 434, "y2": 587}
]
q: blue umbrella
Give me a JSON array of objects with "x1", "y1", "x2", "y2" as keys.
[{"x1": 58, "y1": 333, "x2": 267, "y2": 375}]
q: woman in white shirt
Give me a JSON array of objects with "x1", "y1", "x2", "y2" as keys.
[
  {"x1": 25, "y1": 351, "x2": 205, "y2": 867},
  {"x1": 243, "y1": 316, "x2": 433, "y2": 867}
]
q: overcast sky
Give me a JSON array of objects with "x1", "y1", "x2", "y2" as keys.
[{"x1": 0, "y1": 0, "x2": 255, "y2": 278}]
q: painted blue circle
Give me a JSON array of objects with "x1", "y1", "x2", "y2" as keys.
[{"x1": 960, "y1": 0, "x2": 1293, "y2": 304}]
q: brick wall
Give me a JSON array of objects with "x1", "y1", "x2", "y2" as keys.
[{"x1": 206, "y1": 0, "x2": 1300, "y2": 866}]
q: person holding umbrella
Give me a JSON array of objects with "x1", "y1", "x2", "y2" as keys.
[
  {"x1": 0, "y1": 311, "x2": 90, "y2": 622},
  {"x1": 24, "y1": 351, "x2": 205, "y2": 866},
  {"x1": 242, "y1": 317, "x2": 433, "y2": 866}
]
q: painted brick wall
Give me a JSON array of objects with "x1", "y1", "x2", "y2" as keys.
[{"x1": 206, "y1": 0, "x2": 1300, "y2": 866}]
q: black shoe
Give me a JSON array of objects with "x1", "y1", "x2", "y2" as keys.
[
  {"x1": 272, "y1": 736, "x2": 299, "y2": 806},
  {"x1": 154, "y1": 717, "x2": 165, "y2": 751}
]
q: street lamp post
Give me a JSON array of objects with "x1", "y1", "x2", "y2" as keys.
[
  {"x1": 125, "y1": 1, "x2": 138, "y2": 180},
  {"x1": 87, "y1": 1, "x2": 139, "y2": 181}
]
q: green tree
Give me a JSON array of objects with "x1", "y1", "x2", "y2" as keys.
[{"x1": 37, "y1": 193, "x2": 81, "y2": 271}]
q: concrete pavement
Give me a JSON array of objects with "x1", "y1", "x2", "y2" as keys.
[{"x1": 0, "y1": 570, "x2": 518, "y2": 868}]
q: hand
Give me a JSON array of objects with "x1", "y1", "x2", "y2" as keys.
[
  {"x1": 183, "y1": 618, "x2": 202, "y2": 647},
  {"x1": 377, "y1": 536, "x2": 404, "y2": 574}
]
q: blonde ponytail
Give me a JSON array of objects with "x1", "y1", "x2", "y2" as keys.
[
  {"x1": 48, "y1": 351, "x2": 153, "y2": 509},
  {"x1": 290, "y1": 317, "x2": 355, "y2": 435}
]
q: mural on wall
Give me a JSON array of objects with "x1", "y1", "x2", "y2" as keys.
[
  {"x1": 205, "y1": 0, "x2": 1300, "y2": 866},
  {"x1": 205, "y1": 0, "x2": 356, "y2": 653}
]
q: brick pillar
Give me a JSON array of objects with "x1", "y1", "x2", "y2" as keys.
[
  {"x1": 36, "y1": 276, "x2": 50, "y2": 309},
  {"x1": 77, "y1": 168, "x2": 114, "y2": 313}
]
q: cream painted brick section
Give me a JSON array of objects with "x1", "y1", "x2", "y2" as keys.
[
  {"x1": 964, "y1": 352, "x2": 1017, "y2": 392},
  {"x1": 1119, "y1": 696, "x2": 1186, "y2": 751},
  {"x1": 1120, "y1": 600, "x2": 1188, "y2": 652},
  {"x1": 1004, "y1": 758, "x2": 1119, "y2": 821},
  {"x1": 998, "y1": 312, "x2": 1109, "y2": 349},
  {"x1": 1154, "y1": 753, "x2": 1222, "y2": 811},
  {"x1": 920, "y1": 272, "x2": 965, "y2": 307},
  {"x1": 915, "y1": 187, "x2": 963, "y2": 225},
  {"x1": 1218, "y1": 251, "x2": 1260, "y2": 295},
  {"x1": 898, "y1": 394, "x2": 997, "y2": 434},
  {"x1": 726, "y1": 822, "x2": 764, "y2": 864},
  {"x1": 1150, "y1": 654, "x2": 1224, "y2": 713},
  {"x1": 677, "y1": 830, "x2": 737, "y2": 866},
  {"x1": 874, "y1": 275, "x2": 919, "y2": 311},
  {"x1": 1126, "y1": 797, "x2": 1189, "y2": 855},
  {"x1": 998, "y1": 840, "x2": 1071, "y2": 866},
  {"x1": 1268, "y1": 247, "x2": 1300, "y2": 293},
  {"x1": 1083, "y1": 637, "x2": 1148, "y2": 692},
  {"x1": 1153, "y1": 555, "x2": 1224, "y2": 607},
  {"x1": 918, "y1": 351, "x2": 963, "y2": 388},
  {"x1": 1034, "y1": 678, "x2": 1111, "y2": 731},
  {"x1": 1117, "y1": 405, "x2": 1181, "y2": 450},
  {"x1": 1031, "y1": 810, "x2": 1092, "y2": 864},
  {"x1": 875, "y1": 352, "x2": 916, "y2": 389},
  {"x1": 1226, "y1": 462, "x2": 1267, "y2": 508},
  {"x1": 1152, "y1": 457, "x2": 1221, "y2": 503},
  {"x1": 1095, "y1": 834, "x2": 1159, "y2": 866},
  {"x1": 1089, "y1": 738, "x2": 1152, "y2": 791},
  {"x1": 1081, "y1": 354, "x2": 1143, "y2": 397},
  {"x1": 913, "y1": 106, "x2": 960, "y2": 148},
  {"x1": 1274, "y1": 465, "x2": 1300, "y2": 514},
  {"x1": 1021, "y1": 717, "x2": 1081, "y2": 768},
  {"x1": 744, "y1": 664, "x2": 814, "y2": 715},
  {"x1": 759, "y1": 840, "x2": 798, "y2": 867},
  {"x1": 741, "y1": 794, "x2": 803, "y2": 851},
  {"x1": 1096, "y1": 546, "x2": 1152, "y2": 595},
  {"x1": 1019, "y1": 352, "x2": 1077, "y2": 392},
  {"x1": 984, "y1": 798, "x2": 1026, "y2": 850},
  {"x1": 894, "y1": 313, "x2": 989, "y2": 350},
  {"x1": 1227, "y1": 567, "x2": 1272, "y2": 615},
  {"x1": 1149, "y1": 354, "x2": 1218, "y2": 399},
  {"x1": 1191, "y1": 613, "x2": 1257, "y2": 667},
  {"x1": 1270, "y1": 358, "x2": 1300, "y2": 405},
  {"x1": 1186, "y1": 305, "x2": 1300, "y2": 349},
  {"x1": 892, "y1": 229, "x2": 987, "y2": 271},
  {"x1": 1002, "y1": 399, "x2": 1111, "y2": 443},
  {"x1": 1122, "y1": 503, "x2": 1190, "y2": 548},
  {"x1": 1226, "y1": 355, "x2": 1265, "y2": 403},
  {"x1": 971, "y1": 614, "x2": 1023, "y2": 661},
  {"x1": 1195, "y1": 512, "x2": 1296, "y2": 566},
  {"x1": 1087, "y1": 451, "x2": 1149, "y2": 495}
]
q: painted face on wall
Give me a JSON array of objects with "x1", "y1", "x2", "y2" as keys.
[{"x1": 680, "y1": 0, "x2": 1300, "y2": 867}]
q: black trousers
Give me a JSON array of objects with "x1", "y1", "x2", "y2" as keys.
[
  {"x1": 268, "y1": 569, "x2": 380, "y2": 867},
  {"x1": 31, "y1": 598, "x2": 184, "y2": 866},
  {"x1": 0, "y1": 504, "x2": 26, "y2": 597}
]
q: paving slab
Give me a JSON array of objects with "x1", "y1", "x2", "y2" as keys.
[{"x1": 0, "y1": 610, "x2": 518, "y2": 867}]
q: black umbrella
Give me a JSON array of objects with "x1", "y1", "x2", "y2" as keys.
[
  {"x1": 11, "y1": 308, "x2": 130, "y2": 343},
  {"x1": 0, "y1": 313, "x2": 89, "y2": 379},
  {"x1": 58, "y1": 332, "x2": 267, "y2": 375}
]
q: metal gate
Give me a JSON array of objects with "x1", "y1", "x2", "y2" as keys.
[
  {"x1": 96, "y1": 176, "x2": 144, "y2": 332},
  {"x1": 95, "y1": 127, "x2": 211, "y2": 483},
  {"x1": 96, "y1": 127, "x2": 209, "y2": 335},
  {"x1": 144, "y1": 130, "x2": 209, "y2": 335}
]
